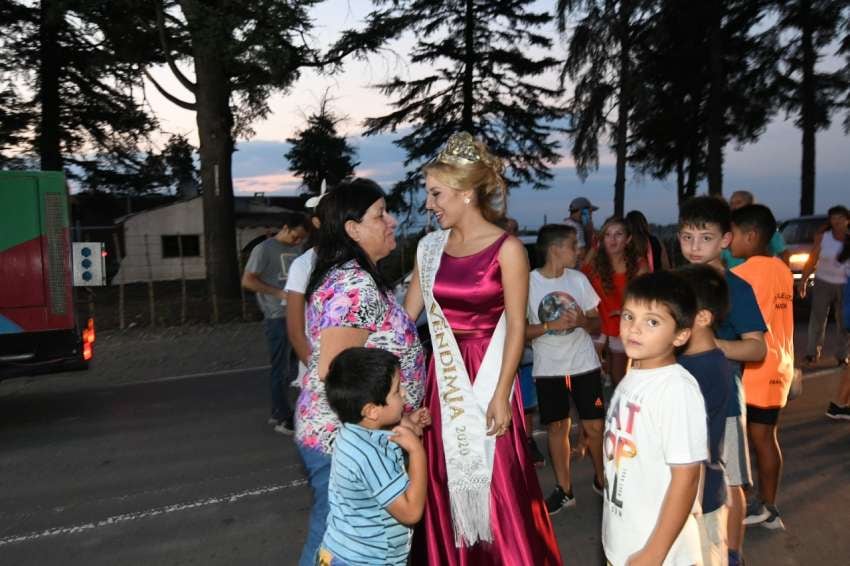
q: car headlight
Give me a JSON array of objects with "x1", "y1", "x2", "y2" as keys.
[{"x1": 789, "y1": 253, "x2": 809, "y2": 265}]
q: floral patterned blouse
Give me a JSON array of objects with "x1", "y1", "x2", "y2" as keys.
[{"x1": 294, "y1": 260, "x2": 425, "y2": 454}]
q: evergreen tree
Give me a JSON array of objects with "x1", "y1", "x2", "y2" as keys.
[
  {"x1": 363, "y1": 0, "x2": 565, "y2": 215},
  {"x1": 161, "y1": 134, "x2": 200, "y2": 197},
  {"x1": 626, "y1": 0, "x2": 778, "y2": 204},
  {"x1": 558, "y1": 0, "x2": 653, "y2": 216},
  {"x1": 285, "y1": 97, "x2": 358, "y2": 195},
  {"x1": 0, "y1": 0, "x2": 158, "y2": 174},
  {"x1": 776, "y1": 0, "x2": 850, "y2": 215},
  {"x1": 143, "y1": 0, "x2": 400, "y2": 299},
  {"x1": 79, "y1": 134, "x2": 198, "y2": 198}
]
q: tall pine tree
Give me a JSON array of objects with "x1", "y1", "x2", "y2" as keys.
[
  {"x1": 363, "y1": 0, "x2": 565, "y2": 214},
  {"x1": 776, "y1": 0, "x2": 850, "y2": 215},
  {"x1": 627, "y1": 0, "x2": 778, "y2": 204},
  {"x1": 285, "y1": 97, "x2": 358, "y2": 195},
  {"x1": 142, "y1": 0, "x2": 401, "y2": 299},
  {"x1": 558, "y1": 0, "x2": 653, "y2": 216},
  {"x1": 0, "y1": 0, "x2": 158, "y2": 174}
]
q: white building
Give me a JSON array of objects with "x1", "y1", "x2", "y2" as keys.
[{"x1": 112, "y1": 196, "x2": 303, "y2": 284}]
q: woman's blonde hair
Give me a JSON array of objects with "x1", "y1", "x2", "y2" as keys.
[{"x1": 423, "y1": 134, "x2": 507, "y2": 223}]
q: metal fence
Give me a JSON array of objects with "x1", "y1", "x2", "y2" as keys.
[{"x1": 72, "y1": 226, "x2": 422, "y2": 331}]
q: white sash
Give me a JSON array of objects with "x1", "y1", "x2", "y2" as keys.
[{"x1": 417, "y1": 229, "x2": 508, "y2": 547}]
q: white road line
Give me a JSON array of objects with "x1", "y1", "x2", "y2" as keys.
[
  {"x1": 0, "y1": 479, "x2": 306, "y2": 547},
  {"x1": 110, "y1": 365, "x2": 271, "y2": 387}
]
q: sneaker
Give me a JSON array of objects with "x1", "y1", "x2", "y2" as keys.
[
  {"x1": 592, "y1": 478, "x2": 604, "y2": 496},
  {"x1": 528, "y1": 437, "x2": 546, "y2": 467},
  {"x1": 274, "y1": 418, "x2": 295, "y2": 435},
  {"x1": 743, "y1": 500, "x2": 771, "y2": 525},
  {"x1": 761, "y1": 505, "x2": 785, "y2": 530},
  {"x1": 826, "y1": 402, "x2": 850, "y2": 420},
  {"x1": 545, "y1": 485, "x2": 575, "y2": 515}
]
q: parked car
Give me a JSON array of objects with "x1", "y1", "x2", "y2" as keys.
[{"x1": 778, "y1": 214, "x2": 828, "y2": 292}]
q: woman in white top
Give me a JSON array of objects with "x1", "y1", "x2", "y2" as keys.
[{"x1": 801, "y1": 205, "x2": 850, "y2": 366}]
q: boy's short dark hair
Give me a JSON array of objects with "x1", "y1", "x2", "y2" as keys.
[
  {"x1": 280, "y1": 210, "x2": 308, "y2": 230},
  {"x1": 828, "y1": 205, "x2": 850, "y2": 219},
  {"x1": 536, "y1": 224, "x2": 577, "y2": 261},
  {"x1": 678, "y1": 196, "x2": 732, "y2": 234},
  {"x1": 624, "y1": 271, "x2": 697, "y2": 331},
  {"x1": 675, "y1": 264, "x2": 729, "y2": 326},
  {"x1": 730, "y1": 204, "x2": 776, "y2": 250},
  {"x1": 325, "y1": 348, "x2": 400, "y2": 424}
]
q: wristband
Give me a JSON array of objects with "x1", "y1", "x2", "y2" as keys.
[{"x1": 543, "y1": 321, "x2": 549, "y2": 333}]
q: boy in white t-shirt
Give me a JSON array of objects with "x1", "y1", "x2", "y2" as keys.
[
  {"x1": 603, "y1": 271, "x2": 708, "y2": 566},
  {"x1": 526, "y1": 224, "x2": 604, "y2": 515}
]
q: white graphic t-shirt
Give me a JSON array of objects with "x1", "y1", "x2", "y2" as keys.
[
  {"x1": 602, "y1": 364, "x2": 708, "y2": 566},
  {"x1": 527, "y1": 268, "x2": 601, "y2": 377}
]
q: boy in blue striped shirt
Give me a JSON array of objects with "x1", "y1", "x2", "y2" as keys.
[{"x1": 319, "y1": 347, "x2": 428, "y2": 566}]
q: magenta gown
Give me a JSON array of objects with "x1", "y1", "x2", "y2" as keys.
[{"x1": 411, "y1": 233, "x2": 563, "y2": 566}]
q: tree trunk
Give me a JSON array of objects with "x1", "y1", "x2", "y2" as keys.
[
  {"x1": 38, "y1": 0, "x2": 62, "y2": 171},
  {"x1": 676, "y1": 156, "x2": 686, "y2": 206},
  {"x1": 613, "y1": 0, "x2": 630, "y2": 217},
  {"x1": 799, "y1": 0, "x2": 816, "y2": 216},
  {"x1": 461, "y1": 0, "x2": 474, "y2": 132},
  {"x1": 183, "y1": 0, "x2": 241, "y2": 300},
  {"x1": 706, "y1": 0, "x2": 724, "y2": 196}
]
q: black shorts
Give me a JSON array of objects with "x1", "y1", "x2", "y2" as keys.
[
  {"x1": 534, "y1": 369, "x2": 605, "y2": 424},
  {"x1": 746, "y1": 404, "x2": 781, "y2": 425}
]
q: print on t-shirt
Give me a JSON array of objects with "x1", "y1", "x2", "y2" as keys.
[
  {"x1": 604, "y1": 395, "x2": 640, "y2": 513},
  {"x1": 278, "y1": 251, "x2": 297, "y2": 283},
  {"x1": 538, "y1": 291, "x2": 580, "y2": 335}
]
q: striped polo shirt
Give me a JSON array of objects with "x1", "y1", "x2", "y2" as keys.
[{"x1": 322, "y1": 423, "x2": 411, "y2": 565}]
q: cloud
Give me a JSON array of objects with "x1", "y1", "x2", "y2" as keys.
[{"x1": 233, "y1": 172, "x2": 301, "y2": 194}]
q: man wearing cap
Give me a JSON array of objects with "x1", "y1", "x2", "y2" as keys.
[{"x1": 564, "y1": 196, "x2": 598, "y2": 264}]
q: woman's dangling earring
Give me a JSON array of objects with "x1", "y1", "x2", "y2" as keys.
[{"x1": 464, "y1": 196, "x2": 471, "y2": 205}]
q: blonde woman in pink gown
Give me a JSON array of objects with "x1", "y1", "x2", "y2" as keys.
[{"x1": 405, "y1": 133, "x2": 562, "y2": 566}]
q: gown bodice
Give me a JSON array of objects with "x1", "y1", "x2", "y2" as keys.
[{"x1": 433, "y1": 232, "x2": 508, "y2": 334}]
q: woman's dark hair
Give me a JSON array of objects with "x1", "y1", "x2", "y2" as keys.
[
  {"x1": 306, "y1": 178, "x2": 392, "y2": 297},
  {"x1": 591, "y1": 215, "x2": 641, "y2": 293},
  {"x1": 326, "y1": 347, "x2": 400, "y2": 424},
  {"x1": 624, "y1": 210, "x2": 651, "y2": 260}
]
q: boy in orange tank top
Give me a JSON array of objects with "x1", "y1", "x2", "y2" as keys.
[{"x1": 729, "y1": 204, "x2": 794, "y2": 531}]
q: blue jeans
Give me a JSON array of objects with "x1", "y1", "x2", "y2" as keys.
[
  {"x1": 263, "y1": 317, "x2": 295, "y2": 421},
  {"x1": 297, "y1": 444, "x2": 332, "y2": 566}
]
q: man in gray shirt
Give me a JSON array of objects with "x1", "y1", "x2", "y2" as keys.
[{"x1": 242, "y1": 211, "x2": 307, "y2": 433}]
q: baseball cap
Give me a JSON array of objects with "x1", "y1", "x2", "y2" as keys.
[{"x1": 569, "y1": 197, "x2": 598, "y2": 212}]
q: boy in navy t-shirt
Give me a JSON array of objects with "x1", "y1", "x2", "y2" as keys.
[
  {"x1": 320, "y1": 348, "x2": 428, "y2": 566},
  {"x1": 677, "y1": 264, "x2": 735, "y2": 566},
  {"x1": 678, "y1": 196, "x2": 767, "y2": 566}
]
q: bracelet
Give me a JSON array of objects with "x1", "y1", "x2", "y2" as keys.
[{"x1": 543, "y1": 321, "x2": 549, "y2": 333}]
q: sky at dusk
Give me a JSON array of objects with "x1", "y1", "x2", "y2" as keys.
[{"x1": 143, "y1": 0, "x2": 850, "y2": 227}]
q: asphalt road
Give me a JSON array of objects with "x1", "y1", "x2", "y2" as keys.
[{"x1": 1, "y1": 332, "x2": 848, "y2": 565}]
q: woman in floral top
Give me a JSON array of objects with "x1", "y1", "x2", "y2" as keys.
[{"x1": 294, "y1": 178, "x2": 426, "y2": 566}]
